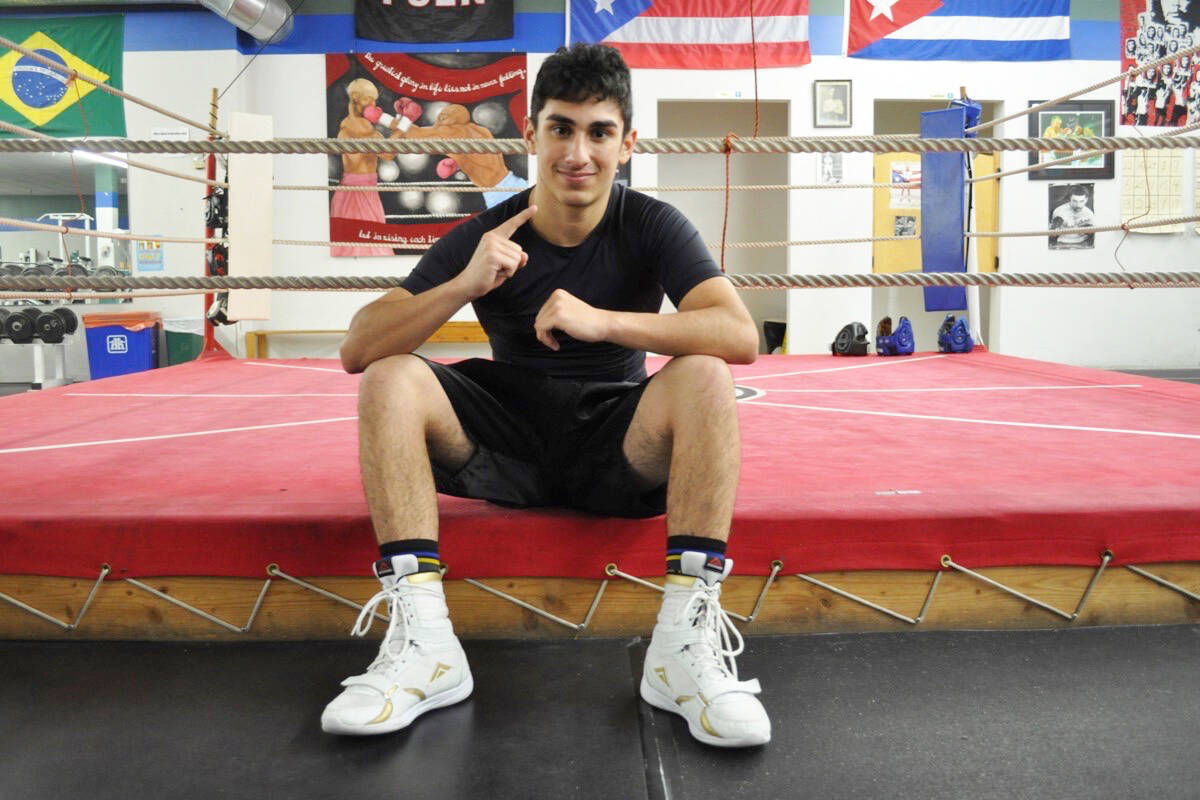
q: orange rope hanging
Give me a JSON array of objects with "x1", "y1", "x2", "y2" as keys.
[{"x1": 719, "y1": 133, "x2": 739, "y2": 272}]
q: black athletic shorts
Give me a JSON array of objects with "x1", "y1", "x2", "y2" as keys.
[{"x1": 421, "y1": 358, "x2": 667, "y2": 518}]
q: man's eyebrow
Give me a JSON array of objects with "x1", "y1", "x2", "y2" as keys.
[{"x1": 545, "y1": 113, "x2": 619, "y2": 130}]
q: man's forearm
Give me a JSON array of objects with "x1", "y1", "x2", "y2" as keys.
[
  {"x1": 340, "y1": 280, "x2": 473, "y2": 373},
  {"x1": 604, "y1": 306, "x2": 758, "y2": 364}
]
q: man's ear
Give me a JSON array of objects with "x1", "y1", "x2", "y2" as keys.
[
  {"x1": 523, "y1": 116, "x2": 537, "y2": 154},
  {"x1": 619, "y1": 128, "x2": 637, "y2": 165}
]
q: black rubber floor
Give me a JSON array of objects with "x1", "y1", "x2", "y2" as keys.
[{"x1": 4, "y1": 625, "x2": 1199, "y2": 800}]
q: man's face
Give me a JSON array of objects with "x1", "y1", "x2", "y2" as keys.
[
  {"x1": 350, "y1": 89, "x2": 377, "y2": 116},
  {"x1": 524, "y1": 97, "x2": 635, "y2": 211},
  {"x1": 1162, "y1": 0, "x2": 1190, "y2": 23},
  {"x1": 1069, "y1": 193, "x2": 1087, "y2": 212}
]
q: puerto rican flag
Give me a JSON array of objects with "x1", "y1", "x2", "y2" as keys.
[
  {"x1": 569, "y1": 0, "x2": 811, "y2": 70},
  {"x1": 848, "y1": 0, "x2": 1071, "y2": 61}
]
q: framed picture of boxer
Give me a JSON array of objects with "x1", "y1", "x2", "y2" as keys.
[
  {"x1": 813, "y1": 80, "x2": 852, "y2": 128},
  {"x1": 1026, "y1": 100, "x2": 1115, "y2": 180}
]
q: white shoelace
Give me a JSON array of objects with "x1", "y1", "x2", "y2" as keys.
[
  {"x1": 350, "y1": 582, "x2": 433, "y2": 672},
  {"x1": 681, "y1": 583, "x2": 745, "y2": 682}
]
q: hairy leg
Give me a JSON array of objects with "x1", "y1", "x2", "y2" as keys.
[
  {"x1": 622, "y1": 355, "x2": 740, "y2": 541},
  {"x1": 356, "y1": 354, "x2": 475, "y2": 544}
]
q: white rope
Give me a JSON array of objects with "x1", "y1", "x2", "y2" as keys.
[
  {"x1": 707, "y1": 235, "x2": 918, "y2": 249},
  {"x1": 968, "y1": 121, "x2": 1200, "y2": 185},
  {"x1": 0, "y1": 216, "x2": 224, "y2": 247},
  {"x1": 0, "y1": 290, "x2": 212, "y2": 301},
  {"x1": 7, "y1": 271, "x2": 1199, "y2": 292},
  {"x1": 0, "y1": 118, "x2": 227, "y2": 190},
  {"x1": 277, "y1": 180, "x2": 922, "y2": 193},
  {"x1": 966, "y1": 214, "x2": 1200, "y2": 239},
  {"x1": 14, "y1": 133, "x2": 1200, "y2": 156}
]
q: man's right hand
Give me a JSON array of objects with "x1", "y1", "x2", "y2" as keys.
[{"x1": 453, "y1": 205, "x2": 537, "y2": 299}]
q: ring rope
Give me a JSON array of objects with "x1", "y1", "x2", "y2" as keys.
[
  {"x1": 968, "y1": 39, "x2": 1200, "y2": 134},
  {"x1": 708, "y1": 235, "x2": 919, "y2": 249},
  {"x1": 276, "y1": 239, "x2": 423, "y2": 249},
  {"x1": 967, "y1": 121, "x2": 1200, "y2": 185},
  {"x1": 0, "y1": 290, "x2": 216, "y2": 301},
  {"x1": 0, "y1": 215, "x2": 224, "y2": 247},
  {"x1": 4, "y1": 271, "x2": 1199, "y2": 293},
  {"x1": 0, "y1": 34, "x2": 225, "y2": 138},
  {"x1": 278, "y1": 180, "x2": 923, "y2": 193},
  {"x1": 0, "y1": 119, "x2": 227, "y2": 189},
  {"x1": 967, "y1": 213, "x2": 1200, "y2": 239},
  {"x1": 10, "y1": 134, "x2": 1199, "y2": 156}
]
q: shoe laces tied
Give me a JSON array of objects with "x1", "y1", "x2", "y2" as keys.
[
  {"x1": 350, "y1": 582, "x2": 437, "y2": 672},
  {"x1": 681, "y1": 583, "x2": 745, "y2": 681}
]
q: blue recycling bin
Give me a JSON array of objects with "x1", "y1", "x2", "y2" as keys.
[{"x1": 83, "y1": 312, "x2": 161, "y2": 380}]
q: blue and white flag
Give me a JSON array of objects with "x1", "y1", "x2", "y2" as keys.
[{"x1": 848, "y1": 0, "x2": 1071, "y2": 61}]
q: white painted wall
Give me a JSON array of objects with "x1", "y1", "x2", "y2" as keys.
[{"x1": 118, "y1": 48, "x2": 1199, "y2": 370}]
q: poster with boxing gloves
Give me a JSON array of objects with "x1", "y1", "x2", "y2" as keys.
[
  {"x1": 325, "y1": 52, "x2": 529, "y2": 256},
  {"x1": 1120, "y1": 0, "x2": 1200, "y2": 126}
]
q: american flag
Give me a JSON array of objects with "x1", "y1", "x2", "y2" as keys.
[{"x1": 569, "y1": 0, "x2": 811, "y2": 70}]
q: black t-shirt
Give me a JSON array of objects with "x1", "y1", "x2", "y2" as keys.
[{"x1": 401, "y1": 183, "x2": 724, "y2": 382}]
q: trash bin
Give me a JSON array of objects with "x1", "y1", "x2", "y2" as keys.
[
  {"x1": 83, "y1": 311, "x2": 162, "y2": 379},
  {"x1": 164, "y1": 318, "x2": 205, "y2": 365}
]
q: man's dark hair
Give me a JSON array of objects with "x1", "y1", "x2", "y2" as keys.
[
  {"x1": 1068, "y1": 185, "x2": 1090, "y2": 200},
  {"x1": 530, "y1": 44, "x2": 633, "y2": 133}
]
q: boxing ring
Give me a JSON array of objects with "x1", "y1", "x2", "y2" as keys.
[
  {"x1": 2, "y1": 37, "x2": 1200, "y2": 641},
  {"x1": 2, "y1": 348, "x2": 1199, "y2": 639}
]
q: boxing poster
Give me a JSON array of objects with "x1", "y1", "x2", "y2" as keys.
[
  {"x1": 1120, "y1": 0, "x2": 1200, "y2": 126},
  {"x1": 325, "y1": 52, "x2": 529, "y2": 256}
]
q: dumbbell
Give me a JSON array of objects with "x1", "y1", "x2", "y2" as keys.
[
  {"x1": 0, "y1": 308, "x2": 36, "y2": 343},
  {"x1": 53, "y1": 307, "x2": 78, "y2": 335},
  {"x1": 34, "y1": 308, "x2": 78, "y2": 343},
  {"x1": 0, "y1": 263, "x2": 23, "y2": 277},
  {"x1": 32, "y1": 309, "x2": 66, "y2": 343},
  {"x1": 53, "y1": 264, "x2": 90, "y2": 277},
  {"x1": 22, "y1": 264, "x2": 54, "y2": 276}
]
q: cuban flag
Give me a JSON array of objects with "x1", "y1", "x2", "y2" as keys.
[
  {"x1": 848, "y1": 0, "x2": 1071, "y2": 61},
  {"x1": 570, "y1": 0, "x2": 811, "y2": 70}
]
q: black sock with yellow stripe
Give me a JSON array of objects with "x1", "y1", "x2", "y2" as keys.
[{"x1": 378, "y1": 538, "x2": 441, "y2": 574}]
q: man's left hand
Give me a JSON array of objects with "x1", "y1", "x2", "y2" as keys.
[{"x1": 533, "y1": 289, "x2": 610, "y2": 351}]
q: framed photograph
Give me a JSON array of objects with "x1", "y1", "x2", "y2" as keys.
[
  {"x1": 1047, "y1": 182, "x2": 1096, "y2": 250},
  {"x1": 814, "y1": 80, "x2": 852, "y2": 128},
  {"x1": 1027, "y1": 100, "x2": 1115, "y2": 181},
  {"x1": 817, "y1": 152, "x2": 843, "y2": 184}
]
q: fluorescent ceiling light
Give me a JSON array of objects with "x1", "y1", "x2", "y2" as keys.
[{"x1": 70, "y1": 150, "x2": 128, "y2": 169}]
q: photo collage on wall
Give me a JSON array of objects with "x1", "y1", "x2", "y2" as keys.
[{"x1": 1120, "y1": 0, "x2": 1200, "y2": 127}]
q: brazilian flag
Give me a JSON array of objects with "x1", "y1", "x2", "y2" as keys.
[{"x1": 0, "y1": 15, "x2": 124, "y2": 138}]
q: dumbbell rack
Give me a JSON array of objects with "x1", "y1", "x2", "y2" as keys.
[
  {"x1": 28, "y1": 336, "x2": 68, "y2": 390},
  {"x1": 0, "y1": 302, "x2": 79, "y2": 390}
]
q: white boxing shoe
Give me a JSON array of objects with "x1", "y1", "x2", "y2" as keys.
[
  {"x1": 321, "y1": 554, "x2": 472, "y2": 736},
  {"x1": 640, "y1": 552, "x2": 770, "y2": 748}
]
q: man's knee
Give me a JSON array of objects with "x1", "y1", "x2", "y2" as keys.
[
  {"x1": 357, "y1": 355, "x2": 450, "y2": 428},
  {"x1": 359, "y1": 354, "x2": 436, "y2": 401},
  {"x1": 658, "y1": 355, "x2": 736, "y2": 406}
]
